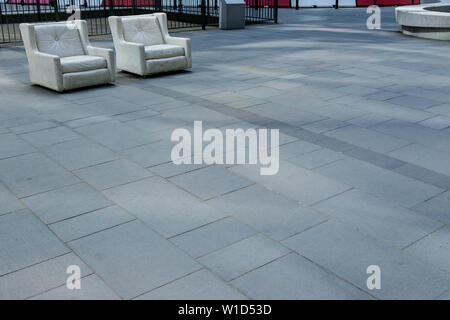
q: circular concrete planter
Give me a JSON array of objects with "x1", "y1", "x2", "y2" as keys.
[{"x1": 396, "y1": 1, "x2": 450, "y2": 40}]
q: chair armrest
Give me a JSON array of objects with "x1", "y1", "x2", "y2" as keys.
[
  {"x1": 165, "y1": 36, "x2": 192, "y2": 68},
  {"x1": 29, "y1": 51, "x2": 63, "y2": 91},
  {"x1": 115, "y1": 40, "x2": 146, "y2": 75},
  {"x1": 87, "y1": 46, "x2": 116, "y2": 81}
]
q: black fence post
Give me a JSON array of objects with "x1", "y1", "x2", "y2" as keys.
[
  {"x1": 274, "y1": 0, "x2": 278, "y2": 23},
  {"x1": 295, "y1": 0, "x2": 299, "y2": 9},
  {"x1": 335, "y1": 0, "x2": 338, "y2": 9},
  {"x1": 132, "y1": 0, "x2": 136, "y2": 14},
  {"x1": 36, "y1": 0, "x2": 42, "y2": 21},
  {"x1": 201, "y1": 0, "x2": 206, "y2": 30}
]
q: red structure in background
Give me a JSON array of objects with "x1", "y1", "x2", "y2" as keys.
[
  {"x1": 7, "y1": 0, "x2": 50, "y2": 4},
  {"x1": 100, "y1": 0, "x2": 155, "y2": 5},
  {"x1": 246, "y1": 0, "x2": 291, "y2": 7},
  {"x1": 356, "y1": 0, "x2": 419, "y2": 5}
]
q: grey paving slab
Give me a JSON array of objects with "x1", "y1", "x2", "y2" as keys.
[
  {"x1": 0, "y1": 253, "x2": 92, "y2": 300},
  {"x1": 208, "y1": 184, "x2": 326, "y2": 241},
  {"x1": 169, "y1": 166, "x2": 253, "y2": 200},
  {"x1": 405, "y1": 226, "x2": 450, "y2": 273},
  {"x1": 64, "y1": 115, "x2": 112, "y2": 129},
  {"x1": 82, "y1": 96, "x2": 147, "y2": 116},
  {"x1": 74, "y1": 159, "x2": 153, "y2": 190},
  {"x1": 9, "y1": 120, "x2": 59, "y2": 134},
  {"x1": 0, "y1": 133, "x2": 36, "y2": 160},
  {"x1": 121, "y1": 140, "x2": 173, "y2": 168},
  {"x1": 412, "y1": 191, "x2": 450, "y2": 225},
  {"x1": 69, "y1": 220, "x2": 201, "y2": 299},
  {"x1": 419, "y1": 116, "x2": 450, "y2": 130},
  {"x1": 301, "y1": 118, "x2": 348, "y2": 134},
  {"x1": 314, "y1": 189, "x2": 442, "y2": 248},
  {"x1": 343, "y1": 147, "x2": 406, "y2": 170},
  {"x1": 136, "y1": 269, "x2": 247, "y2": 300},
  {"x1": 23, "y1": 183, "x2": 112, "y2": 224},
  {"x1": 0, "y1": 152, "x2": 80, "y2": 198},
  {"x1": 282, "y1": 220, "x2": 450, "y2": 299},
  {"x1": 387, "y1": 95, "x2": 440, "y2": 110},
  {"x1": 103, "y1": 177, "x2": 224, "y2": 237},
  {"x1": 324, "y1": 125, "x2": 409, "y2": 153},
  {"x1": 288, "y1": 148, "x2": 346, "y2": 170},
  {"x1": 231, "y1": 253, "x2": 371, "y2": 300},
  {"x1": 316, "y1": 158, "x2": 443, "y2": 208},
  {"x1": 49, "y1": 206, "x2": 135, "y2": 242},
  {"x1": 75, "y1": 121, "x2": 159, "y2": 151},
  {"x1": 388, "y1": 143, "x2": 450, "y2": 177},
  {"x1": 148, "y1": 159, "x2": 207, "y2": 178},
  {"x1": 19, "y1": 126, "x2": 80, "y2": 148},
  {"x1": 0, "y1": 209, "x2": 69, "y2": 276},
  {"x1": 198, "y1": 234, "x2": 290, "y2": 281},
  {"x1": 30, "y1": 274, "x2": 120, "y2": 300},
  {"x1": 230, "y1": 161, "x2": 351, "y2": 205},
  {"x1": 0, "y1": 183, "x2": 23, "y2": 216},
  {"x1": 347, "y1": 113, "x2": 391, "y2": 128},
  {"x1": 170, "y1": 217, "x2": 255, "y2": 258},
  {"x1": 43, "y1": 138, "x2": 119, "y2": 171},
  {"x1": 278, "y1": 140, "x2": 322, "y2": 160},
  {"x1": 373, "y1": 119, "x2": 450, "y2": 153}
]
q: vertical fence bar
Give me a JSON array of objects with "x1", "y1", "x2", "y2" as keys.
[
  {"x1": 296, "y1": 0, "x2": 299, "y2": 9},
  {"x1": 37, "y1": 0, "x2": 42, "y2": 21},
  {"x1": 274, "y1": 0, "x2": 278, "y2": 23},
  {"x1": 201, "y1": 0, "x2": 206, "y2": 29},
  {"x1": 335, "y1": 0, "x2": 338, "y2": 9}
]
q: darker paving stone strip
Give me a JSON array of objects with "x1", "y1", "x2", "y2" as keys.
[
  {"x1": 393, "y1": 164, "x2": 450, "y2": 191},
  {"x1": 146, "y1": 78, "x2": 450, "y2": 192}
]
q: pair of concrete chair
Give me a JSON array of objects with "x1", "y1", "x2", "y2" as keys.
[{"x1": 19, "y1": 13, "x2": 192, "y2": 92}]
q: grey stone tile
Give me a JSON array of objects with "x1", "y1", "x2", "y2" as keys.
[
  {"x1": 302, "y1": 118, "x2": 348, "y2": 134},
  {"x1": 324, "y1": 125, "x2": 409, "y2": 153},
  {"x1": 278, "y1": 140, "x2": 322, "y2": 160},
  {"x1": 282, "y1": 220, "x2": 450, "y2": 299},
  {"x1": 343, "y1": 147, "x2": 406, "y2": 170},
  {"x1": 0, "y1": 209, "x2": 69, "y2": 276},
  {"x1": 412, "y1": 191, "x2": 450, "y2": 225},
  {"x1": 288, "y1": 148, "x2": 346, "y2": 169},
  {"x1": 347, "y1": 113, "x2": 391, "y2": 128},
  {"x1": 373, "y1": 119, "x2": 450, "y2": 153},
  {"x1": 0, "y1": 253, "x2": 92, "y2": 299},
  {"x1": 0, "y1": 153, "x2": 80, "y2": 198},
  {"x1": 112, "y1": 109, "x2": 160, "y2": 122},
  {"x1": 43, "y1": 138, "x2": 119, "y2": 171},
  {"x1": 74, "y1": 159, "x2": 153, "y2": 190},
  {"x1": 23, "y1": 183, "x2": 112, "y2": 224},
  {"x1": 148, "y1": 159, "x2": 207, "y2": 178},
  {"x1": 64, "y1": 115, "x2": 112, "y2": 128},
  {"x1": 388, "y1": 143, "x2": 450, "y2": 176},
  {"x1": 83, "y1": 97, "x2": 147, "y2": 116},
  {"x1": 20, "y1": 127, "x2": 80, "y2": 148},
  {"x1": 314, "y1": 189, "x2": 442, "y2": 248},
  {"x1": 198, "y1": 234, "x2": 290, "y2": 281},
  {"x1": 208, "y1": 185, "x2": 326, "y2": 241},
  {"x1": 230, "y1": 161, "x2": 351, "y2": 205},
  {"x1": 393, "y1": 163, "x2": 450, "y2": 190},
  {"x1": 387, "y1": 95, "x2": 440, "y2": 110},
  {"x1": 0, "y1": 133, "x2": 36, "y2": 159},
  {"x1": 405, "y1": 226, "x2": 450, "y2": 273},
  {"x1": 316, "y1": 158, "x2": 443, "y2": 208},
  {"x1": 9, "y1": 120, "x2": 59, "y2": 134},
  {"x1": 136, "y1": 269, "x2": 247, "y2": 300},
  {"x1": 75, "y1": 121, "x2": 159, "y2": 151},
  {"x1": 170, "y1": 217, "x2": 255, "y2": 258},
  {"x1": 49, "y1": 206, "x2": 134, "y2": 242},
  {"x1": 419, "y1": 116, "x2": 450, "y2": 130},
  {"x1": 169, "y1": 166, "x2": 253, "y2": 200},
  {"x1": 69, "y1": 220, "x2": 201, "y2": 299},
  {"x1": 30, "y1": 274, "x2": 120, "y2": 300},
  {"x1": 127, "y1": 114, "x2": 189, "y2": 134},
  {"x1": 103, "y1": 177, "x2": 224, "y2": 237},
  {"x1": 231, "y1": 253, "x2": 371, "y2": 300},
  {"x1": 0, "y1": 183, "x2": 23, "y2": 216},
  {"x1": 121, "y1": 140, "x2": 173, "y2": 168}
]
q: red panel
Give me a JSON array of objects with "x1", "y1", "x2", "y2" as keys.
[
  {"x1": 356, "y1": 0, "x2": 419, "y2": 6},
  {"x1": 245, "y1": 0, "x2": 291, "y2": 7},
  {"x1": 101, "y1": 0, "x2": 155, "y2": 6},
  {"x1": 7, "y1": 0, "x2": 50, "y2": 4}
]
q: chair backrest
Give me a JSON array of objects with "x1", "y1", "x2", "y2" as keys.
[
  {"x1": 121, "y1": 15, "x2": 165, "y2": 46},
  {"x1": 34, "y1": 23, "x2": 85, "y2": 57}
]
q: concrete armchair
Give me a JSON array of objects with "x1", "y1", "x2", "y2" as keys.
[
  {"x1": 108, "y1": 13, "x2": 191, "y2": 77},
  {"x1": 19, "y1": 20, "x2": 115, "y2": 92}
]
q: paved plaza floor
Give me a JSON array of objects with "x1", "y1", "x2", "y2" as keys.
[{"x1": 1, "y1": 8, "x2": 450, "y2": 299}]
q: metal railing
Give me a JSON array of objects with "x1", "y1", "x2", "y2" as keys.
[{"x1": 0, "y1": 0, "x2": 278, "y2": 44}]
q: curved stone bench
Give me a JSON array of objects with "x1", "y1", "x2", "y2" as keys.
[{"x1": 396, "y1": 1, "x2": 450, "y2": 40}]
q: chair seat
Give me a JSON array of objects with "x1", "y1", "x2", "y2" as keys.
[
  {"x1": 144, "y1": 44, "x2": 185, "y2": 60},
  {"x1": 60, "y1": 55, "x2": 107, "y2": 74}
]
